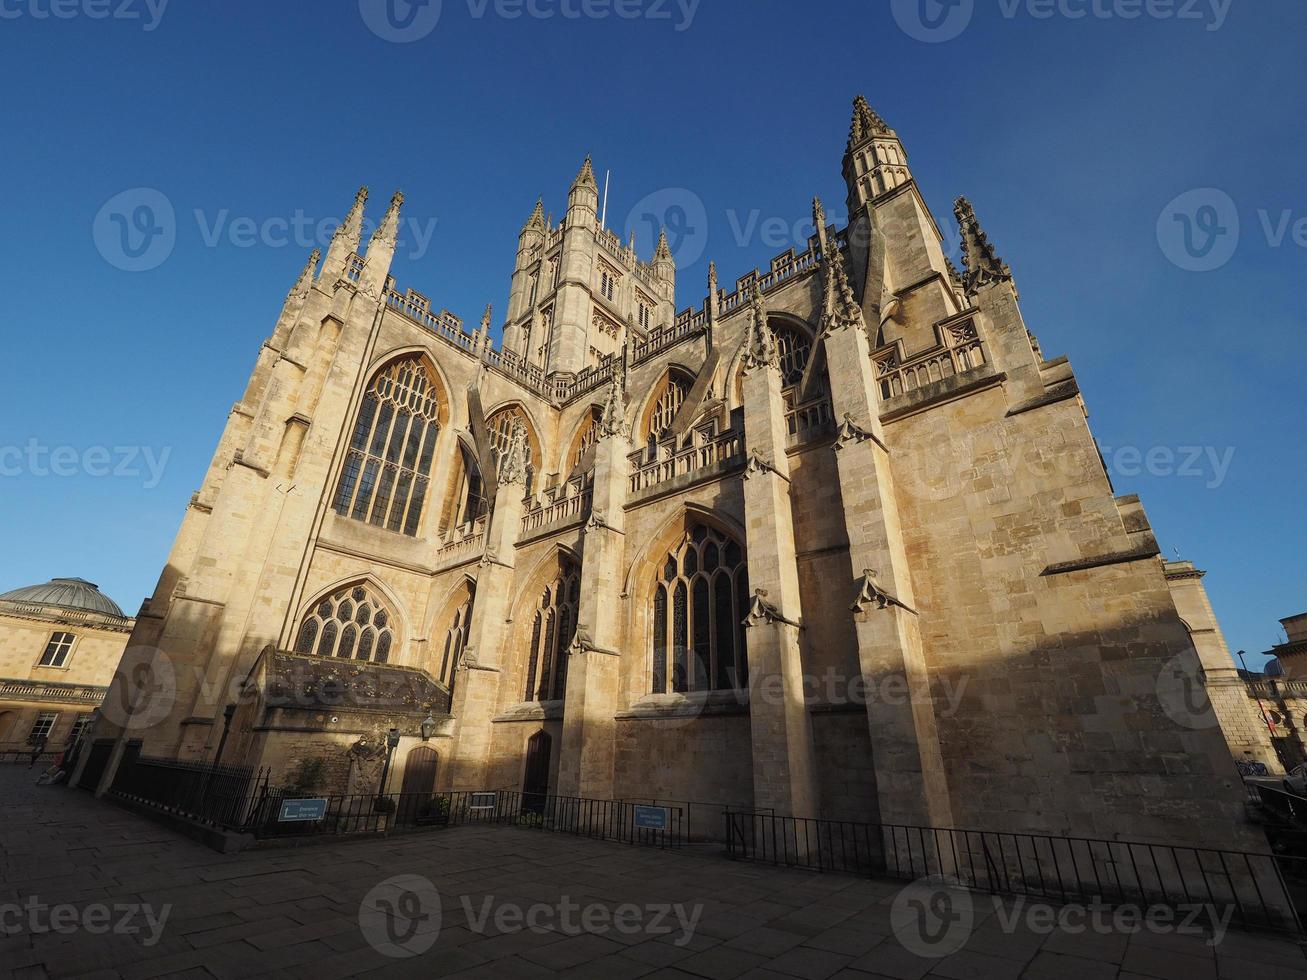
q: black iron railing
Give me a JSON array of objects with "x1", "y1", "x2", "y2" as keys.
[
  {"x1": 723, "y1": 810, "x2": 1307, "y2": 934},
  {"x1": 109, "y1": 751, "x2": 266, "y2": 829}
]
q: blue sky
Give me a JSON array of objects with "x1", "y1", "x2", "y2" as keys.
[{"x1": 0, "y1": 0, "x2": 1302, "y2": 666}]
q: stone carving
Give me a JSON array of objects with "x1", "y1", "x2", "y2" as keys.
[
  {"x1": 499, "y1": 418, "x2": 530, "y2": 486},
  {"x1": 742, "y1": 588, "x2": 800, "y2": 629},
  {"x1": 833, "y1": 413, "x2": 875, "y2": 450},
  {"x1": 369, "y1": 190, "x2": 405, "y2": 250},
  {"x1": 742, "y1": 281, "x2": 778, "y2": 371},
  {"x1": 954, "y1": 196, "x2": 1013, "y2": 297},
  {"x1": 288, "y1": 249, "x2": 320, "y2": 301},
  {"x1": 848, "y1": 95, "x2": 894, "y2": 149},
  {"x1": 820, "y1": 239, "x2": 865, "y2": 337},
  {"x1": 850, "y1": 568, "x2": 914, "y2": 614}
]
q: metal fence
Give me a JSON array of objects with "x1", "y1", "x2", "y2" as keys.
[
  {"x1": 109, "y1": 750, "x2": 266, "y2": 829},
  {"x1": 723, "y1": 810, "x2": 1307, "y2": 934}
]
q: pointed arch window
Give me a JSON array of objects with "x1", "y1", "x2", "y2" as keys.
[
  {"x1": 523, "y1": 558, "x2": 580, "y2": 702},
  {"x1": 651, "y1": 524, "x2": 748, "y2": 694},
  {"x1": 568, "y1": 406, "x2": 603, "y2": 472},
  {"x1": 485, "y1": 406, "x2": 540, "y2": 477},
  {"x1": 438, "y1": 591, "x2": 474, "y2": 688},
  {"x1": 333, "y1": 357, "x2": 442, "y2": 536},
  {"x1": 295, "y1": 583, "x2": 397, "y2": 663},
  {"x1": 645, "y1": 373, "x2": 691, "y2": 442},
  {"x1": 773, "y1": 323, "x2": 814, "y2": 389}
]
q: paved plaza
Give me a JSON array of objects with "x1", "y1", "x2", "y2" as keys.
[{"x1": 0, "y1": 768, "x2": 1304, "y2": 979}]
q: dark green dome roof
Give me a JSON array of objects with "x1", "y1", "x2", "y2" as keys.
[{"x1": 0, "y1": 577, "x2": 126, "y2": 619}]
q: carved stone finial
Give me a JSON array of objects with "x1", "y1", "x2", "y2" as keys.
[
  {"x1": 708, "y1": 261, "x2": 718, "y2": 295},
  {"x1": 524, "y1": 197, "x2": 546, "y2": 232},
  {"x1": 499, "y1": 418, "x2": 530, "y2": 486},
  {"x1": 833, "y1": 413, "x2": 876, "y2": 451},
  {"x1": 742, "y1": 280, "x2": 778, "y2": 371},
  {"x1": 954, "y1": 197, "x2": 1013, "y2": 297},
  {"x1": 598, "y1": 368, "x2": 629, "y2": 440},
  {"x1": 369, "y1": 189, "x2": 405, "y2": 248},
  {"x1": 480, "y1": 303, "x2": 493, "y2": 334},
  {"x1": 654, "y1": 227, "x2": 673, "y2": 264},
  {"x1": 819, "y1": 241, "x2": 866, "y2": 337},
  {"x1": 289, "y1": 248, "x2": 321, "y2": 300},
  {"x1": 812, "y1": 196, "x2": 826, "y2": 233},
  {"x1": 332, "y1": 186, "x2": 369, "y2": 247},
  {"x1": 848, "y1": 95, "x2": 894, "y2": 151},
  {"x1": 572, "y1": 155, "x2": 597, "y2": 191}
]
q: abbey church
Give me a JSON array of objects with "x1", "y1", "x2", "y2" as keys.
[{"x1": 78, "y1": 97, "x2": 1254, "y2": 846}]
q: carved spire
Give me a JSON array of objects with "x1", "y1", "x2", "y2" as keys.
[
  {"x1": 742, "y1": 280, "x2": 778, "y2": 371},
  {"x1": 954, "y1": 197, "x2": 1012, "y2": 296},
  {"x1": 289, "y1": 248, "x2": 320, "y2": 300},
  {"x1": 820, "y1": 240, "x2": 866, "y2": 336},
  {"x1": 499, "y1": 418, "x2": 530, "y2": 486},
  {"x1": 812, "y1": 196, "x2": 830, "y2": 254},
  {"x1": 572, "y1": 155, "x2": 597, "y2": 191},
  {"x1": 847, "y1": 95, "x2": 894, "y2": 151},
  {"x1": 475, "y1": 304, "x2": 493, "y2": 349},
  {"x1": 523, "y1": 197, "x2": 545, "y2": 232},
  {"x1": 369, "y1": 190, "x2": 404, "y2": 248},
  {"x1": 332, "y1": 186, "x2": 369, "y2": 250},
  {"x1": 654, "y1": 227, "x2": 673, "y2": 263},
  {"x1": 598, "y1": 362, "x2": 629, "y2": 439},
  {"x1": 708, "y1": 261, "x2": 718, "y2": 296}
]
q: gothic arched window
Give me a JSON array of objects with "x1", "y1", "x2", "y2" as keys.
[
  {"x1": 295, "y1": 583, "x2": 396, "y2": 663},
  {"x1": 485, "y1": 406, "x2": 540, "y2": 477},
  {"x1": 774, "y1": 323, "x2": 813, "y2": 388},
  {"x1": 644, "y1": 372, "x2": 691, "y2": 442},
  {"x1": 333, "y1": 357, "x2": 442, "y2": 536},
  {"x1": 438, "y1": 591, "x2": 474, "y2": 688},
  {"x1": 523, "y1": 557, "x2": 580, "y2": 702},
  {"x1": 567, "y1": 407, "x2": 603, "y2": 473},
  {"x1": 651, "y1": 524, "x2": 748, "y2": 694}
]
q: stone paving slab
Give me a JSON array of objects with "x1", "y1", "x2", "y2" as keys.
[{"x1": 2, "y1": 767, "x2": 1307, "y2": 978}]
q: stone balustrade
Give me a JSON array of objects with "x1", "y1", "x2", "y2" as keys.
[
  {"x1": 628, "y1": 427, "x2": 745, "y2": 494},
  {"x1": 437, "y1": 516, "x2": 488, "y2": 563},
  {"x1": 784, "y1": 395, "x2": 834, "y2": 447},
  {"x1": 0, "y1": 678, "x2": 109, "y2": 705},
  {"x1": 521, "y1": 475, "x2": 594, "y2": 535},
  {"x1": 873, "y1": 314, "x2": 987, "y2": 401}
]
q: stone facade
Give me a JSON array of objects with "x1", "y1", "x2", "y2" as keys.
[
  {"x1": 78, "y1": 97, "x2": 1258, "y2": 848},
  {"x1": 0, "y1": 580, "x2": 133, "y2": 754}
]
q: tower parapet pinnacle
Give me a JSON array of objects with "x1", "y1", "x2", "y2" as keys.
[
  {"x1": 954, "y1": 196, "x2": 1013, "y2": 297},
  {"x1": 322, "y1": 185, "x2": 369, "y2": 281}
]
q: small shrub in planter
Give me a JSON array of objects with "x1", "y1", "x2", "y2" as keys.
[{"x1": 373, "y1": 796, "x2": 397, "y2": 814}]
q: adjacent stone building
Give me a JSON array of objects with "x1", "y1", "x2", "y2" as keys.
[
  {"x1": 79, "y1": 97, "x2": 1258, "y2": 847},
  {"x1": 0, "y1": 577, "x2": 133, "y2": 754}
]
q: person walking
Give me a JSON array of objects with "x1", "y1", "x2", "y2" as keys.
[{"x1": 28, "y1": 735, "x2": 48, "y2": 768}]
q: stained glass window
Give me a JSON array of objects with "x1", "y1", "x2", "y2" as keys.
[{"x1": 295, "y1": 583, "x2": 397, "y2": 663}]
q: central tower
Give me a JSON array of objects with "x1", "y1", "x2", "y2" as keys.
[{"x1": 502, "y1": 157, "x2": 676, "y2": 378}]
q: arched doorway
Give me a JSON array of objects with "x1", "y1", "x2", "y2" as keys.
[
  {"x1": 522, "y1": 730, "x2": 551, "y2": 814},
  {"x1": 398, "y1": 745, "x2": 439, "y2": 823}
]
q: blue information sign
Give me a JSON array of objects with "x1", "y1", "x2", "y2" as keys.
[
  {"x1": 279, "y1": 798, "x2": 328, "y2": 822},
  {"x1": 633, "y1": 805, "x2": 669, "y2": 831}
]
